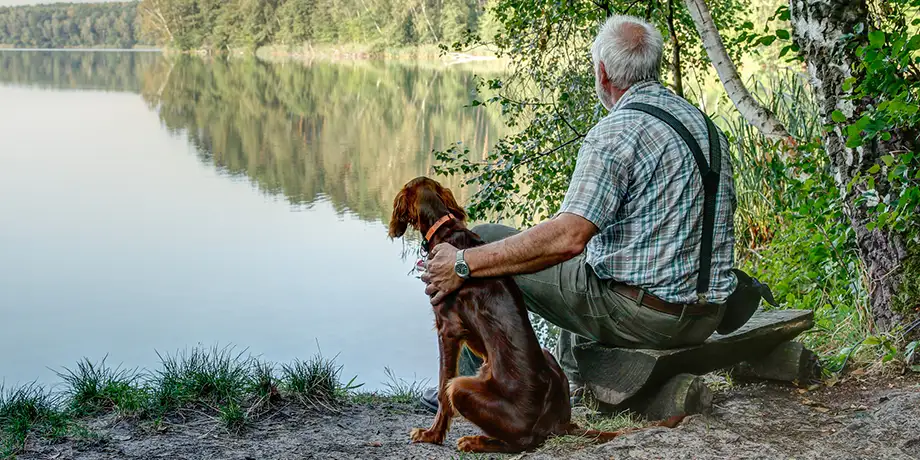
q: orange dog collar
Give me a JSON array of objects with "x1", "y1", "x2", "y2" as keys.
[{"x1": 424, "y1": 214, "x2": 455, "y2": 245}]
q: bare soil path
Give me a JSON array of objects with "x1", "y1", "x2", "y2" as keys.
[{"x1": 17, "y1": 373, "x2": 919, "y2": 460}]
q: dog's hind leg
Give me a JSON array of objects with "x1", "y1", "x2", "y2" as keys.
[{"x1": 447, "y1": 376, "x2": 540, "y2": 453}]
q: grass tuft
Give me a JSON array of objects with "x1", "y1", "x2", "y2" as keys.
[
  {"x1": 279, "y1": 348, "x2": 363, "y2": 411},
  {"x1": 280, "y1": 353, "x2": 360, "y2": 409},
  {"x1": 151, "y1": 345, "x2": 253, "y2": 414},
  {"x1": 55, "y1": 356, "x2": 147, "y2": 417},
  {"x1": 381, "y1": 367, "x2": 427, "y2": 404},
  {"x1": 350, "y1": 367, "x2": 428, "y2": 407},
  {"x1": 246, "y1": 361, "x2": 281, "y2": 415},
  {"x1": 217, "y1": 400, "x2": 247, "y2": 434},
  {"x1": 0, "y1": 382, "x2": 71, "y2": 457}
]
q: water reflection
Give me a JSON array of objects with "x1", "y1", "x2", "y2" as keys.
[{"x1": 0, "y1": 50, "x2": 505, "y2": 224}]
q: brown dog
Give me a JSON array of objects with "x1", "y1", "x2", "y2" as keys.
[{"x1": 388, "y1": 176, "x2": 683, "y2": 453}]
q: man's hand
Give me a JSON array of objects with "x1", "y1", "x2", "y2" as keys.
[{"x1": 420, "y1": 243, "x2": 463, "y2": 305}]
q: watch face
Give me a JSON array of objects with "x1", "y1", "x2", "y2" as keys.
[{"x1": 456, "y1": 264, "x2": 470, "y2": 277}]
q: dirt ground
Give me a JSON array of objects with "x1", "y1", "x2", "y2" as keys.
[{"x1": 16, "y1": 372, "x2": 920, "y2": 460}]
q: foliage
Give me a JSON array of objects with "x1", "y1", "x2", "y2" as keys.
[
  {"x1": 0, "y1": 2, "x2": 146, "y2": 49},
  {"x1": 55, "y1": 357, "x2": 147, "y2": 417},
  {"x1": 381, "y1": 366, "x2": 428, "y2": 404},
  {"x1": 432, "y1": 0, "x2": 752, "y2": 226},
  {"x1": 138, "y1": 0, "x2": 491, "y2": 51},
  {"x1": 837, "y1": 0, "x2": 920, "y2": 238},
  {"x1": 151, "y1": 344, "x2": 254, "y2": 414},
  {"x1": 1, "y1": 344, "x2": 382, "y2": 447},
  {"x1": 0, "y1": 383, "x2": 71, "y2": 458},
  {"x1": 720, "y1": 70, "x2": 872, "y2": 361},
  {"x1": 907, "y1": 340, "x2": 920, "y2": 371},
  {"x1": 280, "y1": 354, "x2": 361, "y2": 408}
]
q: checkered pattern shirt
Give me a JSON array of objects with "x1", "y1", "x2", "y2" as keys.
[{"x1": 558, "y1": 80, "x2": 738, "y2": 305}]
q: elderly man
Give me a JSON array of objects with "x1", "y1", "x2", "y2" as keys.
[{"x1": 420, "y1": 14, "x2": 737, "y2": 409}]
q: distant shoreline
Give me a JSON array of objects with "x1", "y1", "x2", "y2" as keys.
[{"x1": 0, "y1": 44, "x2": 507, "y2": 66}]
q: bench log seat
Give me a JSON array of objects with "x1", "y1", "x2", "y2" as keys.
[{"x1": 572, "y1": 309, "x2": 818, "y2": 418}]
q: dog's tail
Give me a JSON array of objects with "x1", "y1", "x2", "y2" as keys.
[{"x1": 562, "y1": 414, "x2": 686, "y2": 443}]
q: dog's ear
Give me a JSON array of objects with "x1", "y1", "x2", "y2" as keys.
[
  {"x1": 388, "y1": 187, "x2": 412, "y2": 238},
  {"x1": 435, "y1": 183, "x2": 467, "y2": 222}
]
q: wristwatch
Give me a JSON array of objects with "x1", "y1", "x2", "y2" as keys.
[{"x1": 455, "y1": 249, "x2": 471, "y2": 279}]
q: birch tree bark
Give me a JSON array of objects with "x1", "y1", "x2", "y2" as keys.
[
  {"x1": 789, "y1": 0, "x2": 911, "y2": 331},
  {"x1": 683, "y1": 0, "x2": 791, "y2": 141}
]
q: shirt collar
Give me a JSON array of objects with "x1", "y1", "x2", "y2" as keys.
[{"x1": 611, "y1": 79, "x2": 662, "y2": 111}]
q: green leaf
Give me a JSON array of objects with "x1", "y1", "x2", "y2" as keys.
[
  {"x1": 759, "y1": 36, "x2": 777, "y2": 46},
  {"x1": 776, "y1": 29, "x2": 790, "y2": 40},
  {"x1": 881, "y1": 155, "x2": 894, "y2": 167},
  {"x1": 846, "y1": 136, "x2": 863, "y2": 148},
  {"x1": 908, "y1": 35, "x2": 920, "y2": 51},
  {"x1": 779, "y1": 9, "x2": 790, "y2": 20},
  {"x1": 831, "y1": 110, "x2": 847, "y2": 123},
  {"x1": 842, "y1": 77, "x2": 857, "y2": 92},
  {"x1": 881, "y1": 132, "x2": 892, "y2": 141},
  {"x1": 863, "y1": 336, "x2": 882, "y2": 346},
  {"x1": 869, "y1": 164, "x2": 881, "y2": 174},
  {"x1": 869, "y1": 30, "x2": 886, "y2": 48}
]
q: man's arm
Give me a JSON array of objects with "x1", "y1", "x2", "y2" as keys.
[
  {"x1": 421, "y1": 213, "x2": 596, "y2": 305},
  {"x1": 464, "y1": 212, "x2": 596, "y2": 276}
]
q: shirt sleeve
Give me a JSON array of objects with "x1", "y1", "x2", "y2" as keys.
[{"x1": 557, "y1": 132, "x2": 628, "y2": 230}]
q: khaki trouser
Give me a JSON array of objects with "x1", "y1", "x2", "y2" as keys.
[{"x1": 459, "y1": 223, "x2": 726, "y2": 384}]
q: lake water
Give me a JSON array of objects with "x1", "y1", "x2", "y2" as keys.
[{"x1": 0, "y1": 50, "x2": 506, "y2": 392}]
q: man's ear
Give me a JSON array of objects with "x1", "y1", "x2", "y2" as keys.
[{"x1": 388, "y1": 189, "x2": 411, "y2": 238}]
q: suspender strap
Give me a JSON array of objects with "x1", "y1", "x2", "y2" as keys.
[{"x1": 621, "y1": 102, "x2": 722, "y2": 298}]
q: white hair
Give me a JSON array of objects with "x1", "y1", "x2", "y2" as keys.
[{"x1": 591, "y1": 15, "x2": 664, "y2": 89}]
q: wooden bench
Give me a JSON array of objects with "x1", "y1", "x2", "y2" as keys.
[{"x1": 573, "y1": 309, "x2": 818, "y2": 419}]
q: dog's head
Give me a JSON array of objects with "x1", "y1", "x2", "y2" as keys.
[{"x1": 388, "y1": 176, "x2": 466, "y2": 239}]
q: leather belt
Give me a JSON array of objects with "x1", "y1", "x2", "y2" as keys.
[{"x1": 612, "y1": 284, "x2": 714, "y2": 317}]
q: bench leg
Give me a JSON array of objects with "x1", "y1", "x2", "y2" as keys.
[
  {"x1": 592, "y1": 373, "x2": 713, "y2": 420},
  {"x1": 632, "y1": 373, "x2": 713, "y2": 420},
  {"x1": 730, "y1": 341, "x2": 822, "y2": 386}
]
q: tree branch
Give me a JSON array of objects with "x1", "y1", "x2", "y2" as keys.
[
  {"x1": 553, "y1": 104, "x2": 585, "y2": 138},
  {"x1": 622, "y1": 0, "x2": 645, "y2": 14},
  {"x1": 683, "y1": 0, "x2": 791, "y2": 141},
  {"x1": 520, "y1": 136, "x2": 585, "y2": 166}
]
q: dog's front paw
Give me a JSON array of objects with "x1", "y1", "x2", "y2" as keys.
[{"x1": 409, "y1": 427, "x2": 443, "y2": 444}]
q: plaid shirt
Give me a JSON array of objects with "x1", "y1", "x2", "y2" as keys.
[{"x1": 558, "y1": 80, "x2": 738, "y2": 305}]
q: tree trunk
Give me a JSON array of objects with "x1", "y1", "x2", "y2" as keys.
[
  {"x1": 683, "y1": 0, "x2": 791, "y2": 141},
  {"x1": 667, "y1": 0, "x2": 683, "y2": 97},
  {"x1": 789, "y1": 0, "x2": 909, "y2": 331}
]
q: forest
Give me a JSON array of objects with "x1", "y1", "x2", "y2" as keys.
[
  {"x1": 0, "y1": 0, "x2": 494, "y2": 51},
  {"x1": 0, "y1": 2, "x2": 145, "y2": 48},
  {"x1": 135, "y1": 0, "x2": 495, "y2": 51}
]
